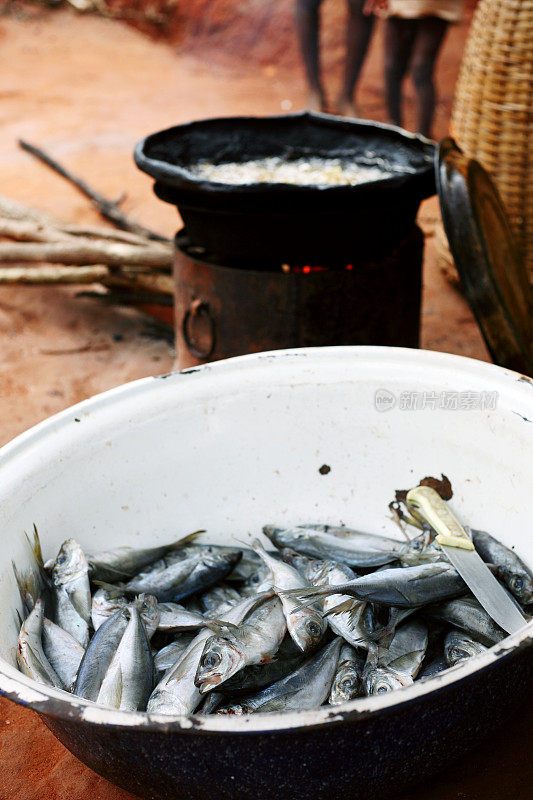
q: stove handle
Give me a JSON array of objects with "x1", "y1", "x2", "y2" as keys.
[{"x1": 182, "y1": 298, "x2": 216, "y2": 360}]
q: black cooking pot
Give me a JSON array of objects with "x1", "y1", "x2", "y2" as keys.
[{"x1": 134, "y1": 112, "x2": 436, "y2": 265}]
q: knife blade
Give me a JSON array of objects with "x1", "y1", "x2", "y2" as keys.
[{"x1": 406, "y1": 486, "x2": 526, "y2": 635}]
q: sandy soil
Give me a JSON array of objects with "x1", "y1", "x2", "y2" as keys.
[{"x1": 0, "y1": 6, "x2": 494, "y2": 800}]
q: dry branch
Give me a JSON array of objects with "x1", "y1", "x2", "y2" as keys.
[
  {"x1": 18, "y1": 139, "x2": 170, "y2": 243},
  {"x1": 0, "y1": 195, "x2": 166, "y2": 249},
  {"x1": 0, "y1": 192, "x2": 175, "y2": 311},
  {"x1": 0, "y1": 219, "x2": 73, "y2": 243},
  {"x1": 0, "y1": 240, "x2": 173, "y2": 269},
  {"x1": 0, "y1": 265, "x2": 109, "y2": 284}
]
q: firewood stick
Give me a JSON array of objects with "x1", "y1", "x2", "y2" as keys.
[
  {"x1": 18, "y1": 139, "x2": 170, "y2": 243},
  {"x1": 59, "y1": 224, "x2": 159, "y2": 246},
  {"x1": 0, "y1": 240, "x2": 172, "y2": 268},
  {"x1": 0, "y1": 265, "x2": 109, "y2": 284},
  {"x1": 0, "y1": 219, "x2": 73, "y2": 243},
  {"x1": 0, "y1": 195, "x2": 159, "y2": 247},
  {"x1": 0, "y1": 217, "x2": 166, "y2": 249}
]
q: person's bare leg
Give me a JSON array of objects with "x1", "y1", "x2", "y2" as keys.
[
  {"x1": 296, "y1": 0, "x2": 327, "y2": 111},
  {"x1": 409, "y1": 16, "x2": 449, "y2": 137},
  {"x1": 384, "y1": 17, "x2": 417, "y2": 129},
  {"x1": 335, "y1": 0, "x2": 375, "y2": 117}
]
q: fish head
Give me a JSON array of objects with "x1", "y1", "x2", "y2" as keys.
[
  {"x1": 330, "y1": 663, "x2": 361, "y2": 704},
  {"x1": 445, "y1": 635, "x2": 483, "y2": 666},
  {"x1": 196, "y1": 548, "x2": 243, "y2": 577},
  {"x1": 288, "y1": 606, "x2": 326, "y2": 652},
  {"x1": 91, "y1": 587, "x2": 127, "y2": 629},
  {"x1": 500, "y1": 567, "x2": 533, "y2": 605},
  {"x1": 137, "y1": 594, "x2": 160, "y2": 639},
  {"x1": 195, "y1": 635, "x2": 245, "y2": 693},
  {"x1": 52, "y1": 539, "x2": 88, "y2": 586},
  {"x1": 363, "y1": 666, "x2": 412, "y2": 695}
]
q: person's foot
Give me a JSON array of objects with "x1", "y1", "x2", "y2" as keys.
[
  {"x1": 333, "y1": 95, "x2": 361, "y2": 118},
  {"x1": 305, "y1": 89, "x2": 327, "y2": 113}
]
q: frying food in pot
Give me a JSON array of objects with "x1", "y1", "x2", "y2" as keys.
[{"x1": 189, "y1": 157, "x2": 390, "y2": 187}]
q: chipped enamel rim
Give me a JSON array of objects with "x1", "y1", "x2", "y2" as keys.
[{"x1": 1, "y1": 347, "x2": 532, "y2": 734}]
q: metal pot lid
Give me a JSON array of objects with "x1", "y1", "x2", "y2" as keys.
[{"x1": 436, "y1": 137, "x2": 532, "y2": 375}]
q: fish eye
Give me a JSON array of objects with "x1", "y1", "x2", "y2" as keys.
[
  {"x1": 451, "y1": 647, "x2": 470, "y2": 661},
  {"x1": 340, "y1": 677, "x2": 356, "y2": 692},
  {"x1": 306, "y1": 620, "x2": 321, "y2": 638},
  {"x1": 512, "y1": 577, "x2": 524, "y2": 592},
  {"x1": 202, "y1": 651, "x2": 222, "y2": 670},
  {"x1": 376, "y1": 682, "x2": 390, "y2": 694}
]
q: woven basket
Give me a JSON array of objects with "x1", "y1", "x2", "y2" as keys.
[{"x1": 451, "y1": 0, "x2": 533, "y2": 277}]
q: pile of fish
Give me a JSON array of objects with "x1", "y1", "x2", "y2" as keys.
[
  {"x1": 14, "y1": 519, "x2": 532, "y2": 716},
  {"x1": 189, "y1": 157, "x2": 390, "y2": 187}
]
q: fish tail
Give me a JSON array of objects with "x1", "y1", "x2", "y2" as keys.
[
  {"x1": 168, "y1": 530, "x2": 206, "y2": 550},
  {"x1": 12, "y1": 560, "x2": 40, "y2": 615},
  {"x1": 322, "y1": 598, "x2": 355, "y2": 617}
]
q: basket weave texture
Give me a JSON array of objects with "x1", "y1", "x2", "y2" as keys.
[{"x1": 451, "y1": 0, "x2": 533, "y2": 276}]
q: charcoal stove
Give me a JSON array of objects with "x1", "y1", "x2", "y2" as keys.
[
  {"x1": 135, "y1": 112, "x2": 436, "y2": 368},
  {"x1": 174, "y1": 227, "x2": 423, "y2": 369}
]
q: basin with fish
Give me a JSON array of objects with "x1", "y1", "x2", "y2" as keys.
[{"x1": 0, "y1": 347, "x2": 532, "y2": 800}]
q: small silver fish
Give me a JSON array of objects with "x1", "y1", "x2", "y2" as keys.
[
  {"x1": 51, "y1": 539, "x2": 91, "y2": 648},
  {"x1": 306, "y1": 560, "x2": 371, "y2": 649},
  {"x1": 424, "y1": 596, "x2": 505, "y2": 647},
  {"x1": 329, "y1": 644, "x2": 364, "y2": 705},
  {"x1": 17, "y1": 599, "x2": 62, "y2": 689},
  {"x1": 74, "y1": 608, "x2": 130, "y2": 701},
  {"x1": 42, "y1": 617, "x2": 85, "y2": 691},
  {"x1": 124, "y1": 546, "x2": 242, "y2": 603},
  {"x1": 444, "y1": 630, "x2": 487, "y2": 667},
  {"x1": 96, "y1": 605, "x2": 154, "y2": 711},
  {"x1": 194, "y1": 596, "x2": 286, "y2": 693},
  {"x1": 264, "y1": 524, "x2": 439, "y2": 568},
  {"x1": 147, "y1": 594, "x2": 269, "y2": 715},
  {"x1": 217, "y1": 637, "x2": 342, "y2": 715},
  {"x1": 471, "y1": 529, "x2": 533, "y2": 605},
  {"x1": 252, "y1": 540, "x2": 325, "y2": 653},
  {"x1": 283, "y1": 563, "x2": 467, "y2": 610},
  {"x1": 85, "y1": 531, "x2": 203, "y2": 582},
  {"x1": 363, "y1": 620, "x2": 428, "y2": 695}
]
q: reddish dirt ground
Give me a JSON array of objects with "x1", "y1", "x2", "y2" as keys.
[
  {"x1": 0, "y1": 5, "x2": 512, "y2": 800},
  {"x1": 0, "y1": 3, "x2": 487, "y2": 446}
]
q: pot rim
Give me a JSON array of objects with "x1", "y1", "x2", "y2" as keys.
[
  {"x1": 134, "y1": 110, "x2": 435, "y2": 197},
  {"x1": 1, "y1": 346, "x2": 532, "y2": 734}
]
